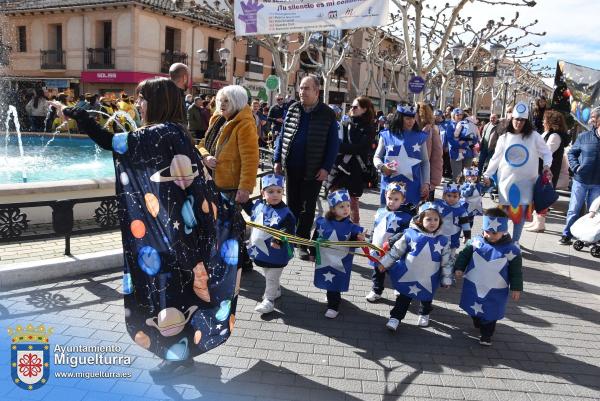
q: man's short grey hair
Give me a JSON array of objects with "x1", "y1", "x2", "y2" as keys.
[
  {"x1": 169, "y1": 63, "x2": 189, "y2": 81},
  {"x1": 216, "y1": 85, "x2": 248, "y2": 115},
  {"x1": 301, "y1": 75, "x2": 320, "y2": 89}
]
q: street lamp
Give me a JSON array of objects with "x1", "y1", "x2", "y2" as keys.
[
  {"x1": 451, "y1": 42, "x2": 506, "y2": 112},
  {"x1": 500, "y1": 69, "x2": 516, "y2": 117},
  {"x1": 196, "y1": 47, "x2": 231, "y2": 93}
]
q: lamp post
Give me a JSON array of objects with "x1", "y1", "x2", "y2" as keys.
[
  {"x1": 451, "y1": 42, "x2": 505, "y2": 113},
  {"x1": 500, "y1": 69, "x2": 516, "y2": 117},
  {"x1": 196, "y1": 47, "x2": 231, "y2": 94}
]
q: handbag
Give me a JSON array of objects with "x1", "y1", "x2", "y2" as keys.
[{"x1": 533, "y1": 173, "x2": 559, "y2": 212}]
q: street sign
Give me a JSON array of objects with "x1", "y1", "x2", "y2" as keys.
[
  {"x1": 408, "y1": 76, "x2": 426, "y2": 94},
  {"x1": 265, "y1": 75, "x2": 279, "y2": 91}
]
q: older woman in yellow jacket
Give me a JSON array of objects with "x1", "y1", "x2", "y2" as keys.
[{"x1": 197, "y1": 85, "x2": 259, "y2": 204}]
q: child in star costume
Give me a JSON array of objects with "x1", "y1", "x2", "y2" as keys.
[
  {"x1": 460, "y1": 167, "x2": 484, "y2": 229},
  {"x1": 366, "y1": 182, "x2": 416, "y2": 303},
  {"x1": 435, "y1": 183, "x2": 471, "y2": 261},
  {"x1": 378, "y1": 202, "x2": 451, "y2": 331},
  {"x1": 454, "y1": 208, "x2": 523, "y2": 346},
  {"x1": 311, "y1": 189, "x2": 365, "y2": 319},
  {"x1": 244, "y1": 174, "x2": 296, "y2": 315}
]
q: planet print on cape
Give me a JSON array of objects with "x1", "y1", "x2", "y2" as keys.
[
  {"x1": 119, "y1": 172, "x2": 130, "y2": 186},
  {"x1": 149, "y1": 154, "x2": 200, "y2": 190},
  {"x1": 182, "y1": 195, "x2": 197, "y2": 234},
  {"x1": 165, "y1": 338, "x2": 189, "y2": 361},
  {"x1": 215, "y1": 300, "x2": 232, "y2": 321},
  {"x1": 144, "y1": 193, "x2": 160, "y2": 218},
  {"x1": 134, "y1": 331, "x2": 151, "y2": 349},
  {"x1": 145, "y1": 305, "x2": 198, "y2": 337},
  {"x1": 122, "y1": 273, "x2": 133, "y2": 295},
  {"x1": 192, "y1": 262, "x2": 211, "y2": 302},
  {"x1": 130, "y1": 220, "x2": 146, "y2": 239},
  {"x1": 221, "y1": 239, "x2": 239, "y2": 266},
  {"x1": 138, "y1": 246, "x2": 161, "y2": 276},
  {"x1": 112, "y1": 132, "x2": 128, "y2": 154}
]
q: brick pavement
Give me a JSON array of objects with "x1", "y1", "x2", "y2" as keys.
[{"x1": 0, "y1": 189, "x2": 599, "y2": 401}]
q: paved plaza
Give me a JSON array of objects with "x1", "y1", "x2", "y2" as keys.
[{"x1": 0, "y1": 189, "x2": 599, "y2": 401}]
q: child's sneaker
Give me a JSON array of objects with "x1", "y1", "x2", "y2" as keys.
[
  {"x1": 324, "y1": 309, "x2": 339, "y2": 319},
  {"x1": 479, "y1": 336, "x2": 493, "y2": 346},
  {"x1": 416, "y1": 315, "x2": 430, "y2": 327},
  {"x1": 255, "y1": 299, "x2": 275, "y2": 314},
  {"x1": 386, "y1": 318, "x2": 400, "y2": 331},
  {"x1": 365, "y1": 291, "x2": 382, "y2": 303},
  {"x1": 393, "y1": 290, "x2": 401, "y2": 297}
]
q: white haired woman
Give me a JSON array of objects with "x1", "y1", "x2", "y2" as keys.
[{"x1": 198, "y1": 85, "x2": 259, "y2": 271}]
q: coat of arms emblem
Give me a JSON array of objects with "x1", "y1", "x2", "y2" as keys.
[{"x1": 8, "y1": 324, "x2": 52, "y2": 390}]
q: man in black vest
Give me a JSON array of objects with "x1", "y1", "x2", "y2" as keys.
[{"x1": 273, "y1": 75, "x2": 340, "y2": 260}]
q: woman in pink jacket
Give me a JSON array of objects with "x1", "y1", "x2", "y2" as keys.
[{"x1": 417, "y1": 102, "x2": 443, "y2": 200}]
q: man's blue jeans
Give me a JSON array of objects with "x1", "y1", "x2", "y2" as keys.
[{"x1": 563, "y1": 179, "x2": 600, "y2": 237}]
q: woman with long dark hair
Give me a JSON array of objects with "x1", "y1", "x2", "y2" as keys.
[
  {"x1": 327, "y1": 96, "x2": 376, "y2": 223},
  {"x1": 25, "y1": 88, "x2": 48, "y2": 132},
  {"x1": 526, "y1": 109, "x2": 569, "y2": 232},
  {"x1": 53, "y1": 78, "x2": 241, "y2": 378},
  {"x1": 483, "y1": 102, "x2": 553, "y2": 246},
  {"x1": 373, "y1": 104, "x2": 430, "y2": 206}
]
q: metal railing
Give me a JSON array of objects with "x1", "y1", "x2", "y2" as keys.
[
  {"x1": 203, "y1": 60, "x2": 226, "y2": 81},
  {"x1": 40, "y1": 49, "x2": 65, "y2": 69},
  {"x1": 160, "y1": 51, "x2": 188, "y2": 73},
  {"x1": 87, "y1": 48, "x2": 115, "y2": 69},
  {"x1": 245, "y1": 55, "x2": 264, "y2": 74}
]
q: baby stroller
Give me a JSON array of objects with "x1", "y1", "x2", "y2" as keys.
[{"x1": 571, "y1": 211, "x2": 600, "y2": 258}]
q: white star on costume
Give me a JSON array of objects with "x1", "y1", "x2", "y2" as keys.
[
  {"x1": 486, "y1": 218, "x2": 501, "y2": 232},
  {"x1": 464, "y1": 252, "x2": 508, "y2": 298},
  {"x1": 173, "y1": 220, "x2": 180, "y2": 230},
  {"x1": 250, "y1": 210, "x2": 272, "y2": 256},
  {"x1": 440, "y1": 212, "x2": 461, "y2": 238},
  {"x1": 334, "y1": 192, "x2": 345, "y2": 203},
  {"x1": 317, "y1": 227, "x2": 325, "y2": 237},
  {"x1": 397, "y1": 242, "x2": 438, "y2": 293},
  {"x1": 471, "y1": 302, "x2": 484, "y2": 315},
  {"x1": 323, "y1": 272, "x2": 335, "y2": 282},
  {"x1": 386, "y1": 145, "x2": 395, "y2": 152},
  {"x1": 266, "y1": 212, "x2": 280, "y2": 226},
  {"x1": 385, "y1": 145, "x2": 421, "y2": 181},
  {"x1": 412, "y1": 143, "x2": 421, "y2": 153},
  {"x1": 216, "y1": 324, "x2": 222, "y2": 329},
  {"x1": 466, "y1": 196, "x2": 483, "y2": 215},
  {"x1": 432, "y1": 241, "x2": 444, "y2": 255},
  {"x1": 389, "y1": 219, "x2": 399, "y2": 231},
  {"x1": 409, "y1": 240, "x2": 418, "y2": 250},
  {"x1": 263, "y1": 176, "x2": 280, "y2": 188},
  {"x1": 316, "y1": 230, "x2": 348, "y2": 274},
  {"x1": 249, "y1": 247, "x2": 259, "y2": 258},
  {"x1": 372, "y1": 217, "x2": 388, "y2": 246},
  {"x1": 454, "y1": 216, "x2": 460, "y2": 225},
  {"x1": 408, "y1": 284, "x2": 421, "y2": 295},
  {"x1": 505, "y1": 250, "x2": 517, "y2": 261}
]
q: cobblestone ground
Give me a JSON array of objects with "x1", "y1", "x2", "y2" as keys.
[{"x1": 0, "y1": 189, "x2": 599, "y2": 401}]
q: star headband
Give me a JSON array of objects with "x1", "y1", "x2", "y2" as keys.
[
  {"x1": 482, "y1": 216, "x2": 509, "y2": 233},
  {"x1": 386, "y1": 182, "x2": 406, "y2": 195},
  {"x1": 397, "y1": 104, "x2": 416, "y2": 116},
  {"x1": 327, "y1": 189, "x2": 351, "y2": 208},
  {"x1": 444, "y1": 183, "x2": 461, "y2": 193},
  {"x1": 463, "y1": 167, "x2": 478, "y2": 177},
  {"x1": 453, "y1": 107, "x2": 463, "y2": 115},
  {"x1": 261, "y1": 174, "x2": 285, "y2": 189},
  {"x1": 418, "y1": 202, "x2": 441, "y2": 214}
]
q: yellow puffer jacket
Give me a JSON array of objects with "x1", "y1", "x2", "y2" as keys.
[{"x1": 197, "y1": 105, "x2": 259, "y2": 192}]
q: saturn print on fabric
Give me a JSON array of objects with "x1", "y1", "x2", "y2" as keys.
[{"x1": 111, "y1": 122, "x2": 240, "y2": 361}]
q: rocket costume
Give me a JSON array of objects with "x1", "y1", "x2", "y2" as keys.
[
  {"x1": 312, "y1": 189, "x2": 364, "y2": 315},
  {"x1": 454, "y1": 216, "x2": 523, "y2": 345},
  {"x1": 379, "y1": 202, "x2": 452, "y2": 328}
]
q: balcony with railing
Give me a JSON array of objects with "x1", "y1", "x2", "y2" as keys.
[
  {"x1": 160, "y1": 51, "x2": 188, "y2": 73},
  {"x1": 202, "y1": 60, "x2": 226, "y2": 81},
  {"x1": 245, "y1": 55, "x2": 264, "y2": 74},
  {"x1": 87, "y1": 48, "x2": 115, "y2": 69},
  {"x1": 41, "y1": 50, "x2": 65, "y2": 69}
]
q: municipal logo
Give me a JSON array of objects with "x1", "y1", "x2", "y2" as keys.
[{"x1": 8, "y1": 324, "x2": 53, "y2": 390}]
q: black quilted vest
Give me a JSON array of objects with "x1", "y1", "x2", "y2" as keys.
[{"x1": 280, "y1": 101, "x2": 336, "y2": 179}]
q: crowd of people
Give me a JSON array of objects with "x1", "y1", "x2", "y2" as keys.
[{"x1": 27, "y1": 62, "x2": 600, "y2": 377}]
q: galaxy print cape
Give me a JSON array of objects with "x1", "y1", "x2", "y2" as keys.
[{"x1": 112, "y1": 123, "x2": 240, "y2": 361}]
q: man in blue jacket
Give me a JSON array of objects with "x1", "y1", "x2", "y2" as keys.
[
  {"x1": 273, "y1": 75, "x2": 340, "y2": 260},
  {"x1": 560, "y1": 108, "x2": 600, "y2": 244}
]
